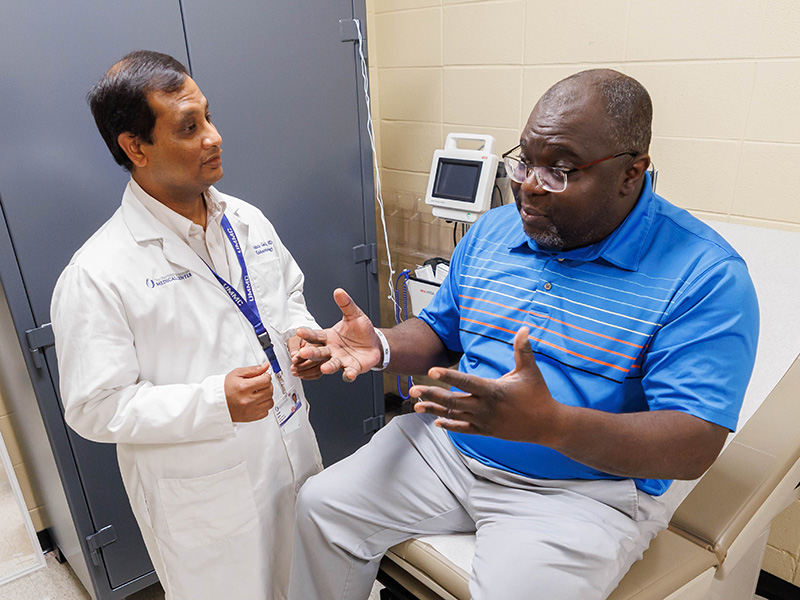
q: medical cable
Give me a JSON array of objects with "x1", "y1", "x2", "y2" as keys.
[
  {"x1": 491, "y1": 183, "x2": 503, "y2": 208},
  {"x1": 394, "y1": 269, "x2": 410, "y2": 324},
  {"x1": 354, "y1": 19, "x2": 400, "y2": 315},
  {"x1": 453, "y1": 221, "x2": 470, "y2": 247},
  {"x1": 394, "y1": 269, "x2": 413, "y2": 399}
]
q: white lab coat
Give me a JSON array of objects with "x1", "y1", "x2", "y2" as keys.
[{"x1": 51, "y1": 182, "x2": 323, "y2": 600}]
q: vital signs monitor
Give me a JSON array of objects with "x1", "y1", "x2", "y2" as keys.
[{"x1": 425, "y1": 133, "x2": 499, "y2": 223}]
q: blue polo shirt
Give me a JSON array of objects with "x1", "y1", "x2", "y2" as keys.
[{"x1": 418, "y1": 174, "x2": 759, "y2": 495}]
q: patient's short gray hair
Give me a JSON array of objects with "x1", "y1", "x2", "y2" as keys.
[{"x1": 543, "y1": 69, "x2": 653, "y2": 154}]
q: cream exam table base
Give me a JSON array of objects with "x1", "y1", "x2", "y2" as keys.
[{"x1": 379, "y1": 221, "x2": 800, "y2": 600}]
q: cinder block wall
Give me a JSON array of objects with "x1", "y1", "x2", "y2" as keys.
[
  {"x1": 364, "y1": 0, "x2": 800, "y2": 585},
  {"x1": 0, "y1": 389, "x2": 46, "y2": 532},
  {"x1": 0, "y1": 281, "x2": 48, "y2": 533}
]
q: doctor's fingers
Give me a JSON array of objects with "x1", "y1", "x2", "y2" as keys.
[
  {"x1": 225, "y1": 369, "x2": 271, "y2": 399},
  {"x1": 251, "y1": 386, "x2": 275, "y2": 406},
  {"x1": 226, "y1": 389, "x2": 273, "y2": 422},
  {"x1": 227, "y1": 362, "x2": 271, "y2": 381},
  {"x1": 242, "y1": 382, "x2": 274, "y2": 412},
  {"x1": 244, "y1": 371, "x2": 273, "y2": 395},
  {"x1": 243, "y1": 396, "x2": 274, "y2": 422}
]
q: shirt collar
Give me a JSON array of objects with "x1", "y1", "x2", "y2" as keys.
[
  {"x1": 129, "y1": 177, "x2": 227, "y2": 242},
  {"x1": 592, "y1": 171, "x2": 656, "y2": 271},
  {"x1": 507, "y1": 171, "x2": 656, "y2": 271}
]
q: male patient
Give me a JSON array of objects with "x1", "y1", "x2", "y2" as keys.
[{"x1": 287, "y1": 69, "x2": 759, "y2": 600}]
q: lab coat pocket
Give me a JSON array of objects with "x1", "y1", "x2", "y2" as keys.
[
  {"x1": 282, "y1": 403, "x2": 323, "y2": 490},
  {"x1": 157, "y1": 462, "x2": 259, "y2": 548}
]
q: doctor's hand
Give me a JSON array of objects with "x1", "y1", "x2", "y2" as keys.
[
  {"x1": 411, "y1": 327, "x2": 561, "y2": 444},
  {"x1": 291, "y1": 288, "x2": 381, "y2": 383},
  {"x1": 224, "y1": 363, "x2": 274, "y2": 423},
  {"x1": 287, "y1": 334, "x2": 326, "y2": 380}
]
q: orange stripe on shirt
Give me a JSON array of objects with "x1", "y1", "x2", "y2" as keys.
[
  {"x1": 460, "y1": 317, "x2": 630, "y2": 373},
  {"x1": 458, "y1": 294, "x2": 644, "y2": 349},
  {"x1": 461, "y1": 305, "x2": 637, "y2": 361}
]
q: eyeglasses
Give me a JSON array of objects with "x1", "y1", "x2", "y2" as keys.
[{"x1": 502, "y1": 145, "x2": 638, "y2": 193}]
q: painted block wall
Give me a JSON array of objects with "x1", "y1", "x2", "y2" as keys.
[
  {"x1": 364, "y1": 0, "x2": 800, "y2": 584},
  {"x1": 0, "y1": 389, "x2": 46, "y2": 532}
]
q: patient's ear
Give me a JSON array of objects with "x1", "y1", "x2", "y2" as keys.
[{"x1": 621, "y1": 155, "x2": 650, "y2": 196}]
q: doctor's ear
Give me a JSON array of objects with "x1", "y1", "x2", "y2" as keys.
[{"x1": 117, "y1": 132, "x2": 148, "y2": 169}]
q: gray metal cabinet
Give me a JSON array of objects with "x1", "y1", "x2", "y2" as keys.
[
  {"x1": 0, "y1": 1, "x2": 380, "y2": 598},
  {"x1": 181, "y1": 0, "x2": 383, "y2": 464}
]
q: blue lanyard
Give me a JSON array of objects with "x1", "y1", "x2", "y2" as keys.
[{"x1": 206, "y1": 214, "x2": 282, "y2": 375}]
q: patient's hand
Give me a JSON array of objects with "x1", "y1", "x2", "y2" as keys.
[
  {"x1": 411, "y1": 327, "x2": 560, "y2": 444},
  {"x1": 291, "y1": 288, "x2": 382, "y2": 382}
]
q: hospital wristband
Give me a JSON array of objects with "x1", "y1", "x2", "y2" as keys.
[{"x1": 371, "y1": 328, "x2": 390, "y2": 371}]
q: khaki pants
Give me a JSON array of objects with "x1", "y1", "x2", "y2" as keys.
[{"x1": 289, "y1": 413, "x2": 671, "y2": 600}]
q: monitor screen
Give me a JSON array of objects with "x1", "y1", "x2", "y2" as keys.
[{"x1": 431, "y1": 158, "x2": 482, "y2": 203}]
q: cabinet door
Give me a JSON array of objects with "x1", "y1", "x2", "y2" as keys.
[
  {"x1": 181, "y1": 0, "x2": 382, "y2": 464},
  {"x1": 0, "y1": 1, "x2": 188, "y2": 593}
]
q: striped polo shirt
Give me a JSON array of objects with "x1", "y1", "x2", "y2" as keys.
[{"x1": 418, "y1": 174, "x2": 759, "y2": 495}]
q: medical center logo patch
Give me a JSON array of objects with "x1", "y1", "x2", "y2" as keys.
[{"x1": 146, "y1": 270, "x2": 192, "y2": 289}]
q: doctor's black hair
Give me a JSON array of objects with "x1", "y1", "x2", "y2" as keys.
[{"x1": 87, "y1": 50, "x2": 189, "y2": 171}]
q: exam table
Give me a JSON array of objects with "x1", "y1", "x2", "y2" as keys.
[{"x1": 378, "y1": 221, "x2": 800, "y2": 600}]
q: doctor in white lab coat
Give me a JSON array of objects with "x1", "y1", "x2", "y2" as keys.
[{"x1": 50, "y1": 50, "x2": 323, "y2": 600}]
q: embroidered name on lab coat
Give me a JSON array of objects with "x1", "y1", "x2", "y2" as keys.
[{"x1": 253, "y1": 240, "x2": 274, "y2": 255}]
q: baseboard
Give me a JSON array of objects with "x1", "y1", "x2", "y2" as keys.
[
  {"x1": 36, "y1": 528, "x2": 54, "y2": 553},
  {"x1": 756, "y1": 570, "x2": 800, "y2": 600}
]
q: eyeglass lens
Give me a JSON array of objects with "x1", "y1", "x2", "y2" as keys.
[{"x1": 503, "y1": 156, "x2": 567, "y2": 192}]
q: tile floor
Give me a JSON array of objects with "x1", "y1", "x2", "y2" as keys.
[
  {"x1": 0, "y1": 553, "x2": 773, "y2": 599},
  {"x1": 0, "y1": 479, "x2": 42, "y2": 585},
  {"x1": 0, "y1": 551, "x2": 385, "y2": 599}
]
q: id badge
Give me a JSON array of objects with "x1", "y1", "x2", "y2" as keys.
[{"x1": 273, "y1": 385, "x2": 303, "y2": 433}]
